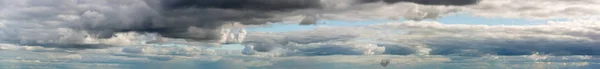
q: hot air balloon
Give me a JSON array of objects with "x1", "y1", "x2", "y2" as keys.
[{"x1": 380, "y1": 59, "x2": 391, "y2": 67}]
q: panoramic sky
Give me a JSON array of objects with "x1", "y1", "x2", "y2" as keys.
[{"x1": 1, "y1": 0, "x2": 600, "y2": 69}]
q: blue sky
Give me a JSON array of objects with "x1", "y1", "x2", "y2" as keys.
[{"x1": 246, "y1": 13, "x2": 566, "y2": 32}]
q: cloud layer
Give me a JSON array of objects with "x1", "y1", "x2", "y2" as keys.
[
  {"x1": 2, "y1": 18, "x2": 600, "y2": 69},
  {"x1": 242, "y1": 19, "x2": 600, "y2": 56},
  {"x1": 1, "y1": 0, "x2": 600, "y2": 68},
  {"x1": 2, "y1": 0, "x2": 600, "y2": 49},
  {"x1": 461, "y1": 0, "x2": 600, "y2": 19},
  {"x1": 1, "y1": 43, "x2": 596, "y2": 69}
]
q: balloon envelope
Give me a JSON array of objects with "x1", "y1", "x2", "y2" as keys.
[{"x1": 380, "y1": 59, "x2": 391, "y2": 67}]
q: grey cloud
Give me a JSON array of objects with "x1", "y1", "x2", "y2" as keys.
[
  {"x1": 299, "y1": 15, "x2": 319, "y2": 25},
  {"x1": 161, "y1": 0, "x2": 323, "y2": 11},
  {"x1": 160, "y1": 0, "x2": 481, "y2": 11}
]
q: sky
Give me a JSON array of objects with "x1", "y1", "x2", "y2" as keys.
[
  {"x1": 246, "y1": 13, "x2": 568, "y2": 32},
  {"x1": 2, "y1": 0, "x2": 600, "y2": 69},
  {"x1": 236, "y1": 13, "x2": 569, "y2": 51}
]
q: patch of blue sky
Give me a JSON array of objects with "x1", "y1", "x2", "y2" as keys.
[{"x1": 246, "y1": 13, "x2": 569, "y2": 33}]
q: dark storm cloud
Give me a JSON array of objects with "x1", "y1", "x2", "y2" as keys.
[
  {"x1": 161, "y1": 0, "x2": 481, "y2": 10},
  {"x1": 161, "y1": 0, "x2": 323, "y2": 11}
]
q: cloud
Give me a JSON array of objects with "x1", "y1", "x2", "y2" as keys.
[
  {"x1": 121, "y1": 46, "x2": 217, "y2": 57},
  {"x1": 3, "y1": 0, "x2": 600, "y2": 68},
  {"x1": 317, "y1": 2, "x2": 463, "y2": 21},
  {"x1": 1, "y1": 50, "x2": 594, "y2": 69},
  {"x1": 242, "y1": 27, "x2": 366, "y2": 52},
  {"x1": 140, "y1": 0, "x2": 482, "y2": 41},
  {"x1": 293, "y1": 43, "x2": 385, "y2": 56},
  {"x1": 0, "y1": 41, "x2": 596, "y2": 69},
  {"x1": 242, "y1": 19, "x2": 600, "y2": 56},
  {"x1": 379, "y1": 20, "x2": 600, "y2": 56},
  {"x1": 0, "y1": 0, "x2": 481, "y2": 48},
  {"x1": 2, "y1": 0, "x2": 599, "y2": 49},
  {"x1": 460, "y1": 0, "x2": 600, "y2": 19},
  {"x1": 327, "y1": 0, "x2": 600, "y2": 20},
  {"x1": 0, "y1": 0, "x2": 155, "y2": 48}
]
